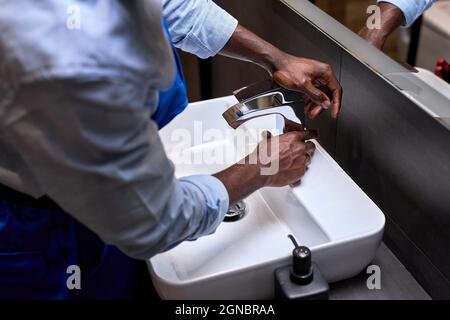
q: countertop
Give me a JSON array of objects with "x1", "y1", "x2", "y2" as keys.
[
  {"x1": 329, "y1": 243, "x2": 430, "y2": 300},
  {"x1": 146, "y1": 242, "x2": 430, "y2": 300}
]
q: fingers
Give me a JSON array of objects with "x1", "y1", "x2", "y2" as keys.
[
  {"x1": 289, "y1": 148, "x2": 313, "y2": 188},
  {"x1": 304, "y1": 100, "x2": 324, "y2": 120},
  {"x1": 273, "y1": 71, "x2": 328, "y2": 107},
  {"x1": 324, "y1": 70, "x2": 343, "y2": 119},
  {"x1": 303, "y1": 153, "x2": 312, "y2": 166},
  {"x1": 305, "y1": 141, "x2": 316, "y2": 156},
  {"x1": 304, "y1": 100, "x2": 313, "y2": 115},
  {"x1": 309, "y1": 105, "x2": 325, "y2": 119},
  {"x1": 309, "y1": 64, "x2": 342, "y2": 119},
  {"x1": 303, "y1": 82, "x2": 331, "y2": 110},
  {"x1": 273, "y1": 58, "x2": 342, "y2": 120},
  {"x1": 330, "y1": 82, "x2": 343, "y2": 119}
]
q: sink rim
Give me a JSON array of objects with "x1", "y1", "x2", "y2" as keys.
[{"x1": 149, "y1": 210, "x2": 384, "y2": 287}]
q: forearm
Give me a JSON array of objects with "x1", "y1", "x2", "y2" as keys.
[
  {"x1": 378, "y1": 0, "x2": 435, "y2": 27},
  {"x1": 376, "y1": 2, "x2": 405, "y2": 39},
  {"x1": 214, "y1": 161, "x2": 267, "y2": 205},
  {"x1": 359, "y1": 2, "x2": 404, "y2": 49},
  {"x1": 220, "y1": 24, "x2": 288, "y2": 74}
]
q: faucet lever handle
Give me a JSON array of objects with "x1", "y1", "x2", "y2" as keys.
[
  {"x1": 233, "y1": 79, "x2": 279, "y2": 103},
  {"x1": 233, "y1": 78, "x2": 306, "y2": 104}
]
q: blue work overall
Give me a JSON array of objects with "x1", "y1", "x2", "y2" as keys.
[{"x1": 0, "y1": 25, "x2": 188, "y2": 299}]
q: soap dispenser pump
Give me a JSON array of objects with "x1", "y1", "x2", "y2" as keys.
[{"x1": 274, "y1": 235, "x2": 329, "y2": 300}]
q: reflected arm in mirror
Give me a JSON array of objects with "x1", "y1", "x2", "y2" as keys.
[
  {"x1": 220, "y1": 24, "x2": 342, "y2": 119},
  {"x1": 358, "y1": 2, "x2": 404, "y2": 50}
]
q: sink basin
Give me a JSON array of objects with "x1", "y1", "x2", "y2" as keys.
[{"x1": 148, "y1": 96, "x2": 385, "y2": 300}]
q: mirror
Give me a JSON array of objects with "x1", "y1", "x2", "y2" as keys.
[
  {"x1": 313, "y1": 0, "x2": 406, "y2": 62},
  {"x1": 312, "y1": 0, "x2": 450, "y2": 76}
]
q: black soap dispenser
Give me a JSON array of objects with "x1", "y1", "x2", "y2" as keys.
[{"x1": 274, "y1": 235, "x2": 329, "y2": 300}]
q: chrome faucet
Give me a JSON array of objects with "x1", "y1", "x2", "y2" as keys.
[{"x1": 222, "y1": 79, "x2": 307, "y2": 129}]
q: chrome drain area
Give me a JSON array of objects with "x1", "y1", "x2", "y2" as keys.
[{"x1": 224, "y1": 200, "x2": 247, "y2": 222}]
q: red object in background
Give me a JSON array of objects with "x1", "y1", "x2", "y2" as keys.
[
  {"x1": 444, "y1": 64, "x2": 450, "y2": 74},
  {"x1": 436, "y1": 58, "x2": 450, "y2": 83},
  {"x1": 436, "y1": 66, "x2": 444, "y2": 79}
]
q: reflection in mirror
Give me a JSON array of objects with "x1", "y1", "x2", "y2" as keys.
[
  {"x1": 312, "y1": 0, "x2": 408, "y2": 62},
  {"x1": 311, "y1": 0, "x2": 450, "y2": 83}
]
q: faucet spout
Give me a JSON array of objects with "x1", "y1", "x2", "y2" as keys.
[{"x1": 223, "y1": 79, "x2": 306, "y2": 129}]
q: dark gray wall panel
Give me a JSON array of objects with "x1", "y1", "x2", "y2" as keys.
[
  {"x1": 213, "y1": 0, "x2": 341, "y2": 155},
  {"x1": 337, "y1": 52, "x2": 450, "y2": 298}
]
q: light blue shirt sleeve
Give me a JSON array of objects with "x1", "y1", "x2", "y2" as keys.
[
  {"x1": 379, "y1": 0, "x2": 435, "y2": 27},
  {"x1": 162, "y1": 0, "x2": 238, "y2": 58},
  {"x1": 5, "y1": 76, "x2": 229, "y2": 260}
]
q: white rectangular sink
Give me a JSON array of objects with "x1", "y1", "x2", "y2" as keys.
[{"x1": 148, "y1": 96, "x2": 385, "y2": 300}]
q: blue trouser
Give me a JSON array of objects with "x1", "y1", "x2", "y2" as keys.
[
  {"x1": 0, "y1": 187, "x2": 146, "y2": 299},
  {"x1": 0, "y1": 24, "x2": 188, "y2": 299},
  {"x1": 152, "y1": 24, "x2": 189, "y2": 129}
]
